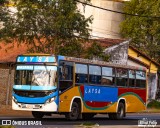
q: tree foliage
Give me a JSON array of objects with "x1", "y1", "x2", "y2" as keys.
[
  {"x1": 85, "y1": 42, "x2": 110, "y2": 61},
  {"x1": 0, "y1": 0, "x2": 92, "y2": 57},
  {"x1": 0, "y1": 0, "x2": 9, "y2": 25},
  {"x1": 120, "y1": 0, "x2": 160, "y2": 62}
]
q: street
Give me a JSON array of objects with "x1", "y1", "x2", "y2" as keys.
[{"x1": 0, "y1": 113, "x2": 160, "y2": 127}]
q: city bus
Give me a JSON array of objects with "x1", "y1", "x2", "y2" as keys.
[{"x1": 12, "y1": 54, "x2": 147, "y2": 120}]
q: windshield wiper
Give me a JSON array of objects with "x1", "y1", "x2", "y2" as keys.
[{"x1": 48, "y1": 70, "x2": 51, "y2": 84}]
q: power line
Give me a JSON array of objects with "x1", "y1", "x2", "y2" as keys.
[{"x1": 75, "y1": 0, "x2": 160, "y2": 19}]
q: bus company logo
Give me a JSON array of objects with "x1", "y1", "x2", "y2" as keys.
[
  {"x1": 138, "y1": 118, "x2": 157, "y2": 127},
  {"x1": 85, "y1": 88, "x2": 101, "y2": 94},
  {"x1": 1, "y1": 120, "x2": 42, "y2": 126},
  {"x1": 2, "y1": 120, "x2": 11, "y2": 125}
]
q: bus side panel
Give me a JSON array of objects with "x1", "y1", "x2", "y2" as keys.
[
  {"x1": 58, "y1": 86, "x2": 81, "y2": 112},
  {"x1": 118, "y1": 88, "x2": 146, "y2": 112},
  {"x1": 79, "y1": 85, "x2": 118, "y2": 113},
  {"x1": 59, "y1": 85, "x2": 119, "y2": 113}
]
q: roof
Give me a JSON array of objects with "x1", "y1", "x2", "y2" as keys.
[
  {"x1": 0, "y1": 38, "x2": 127, "y2": 63},
  {"x1": 95, "y1": 38, "x2": 126, "y2": 48},
  {"x1": 2, "y1": 38, "x2": 158, "y2": 67},
  {"x1": 128, "y1": 55, "x2": 150, "y2": 68},
  {"x1": 129, "y1": 45, "x2": 160, "y2": 67},
  {"x1": 65, "y1": 56, "x2": 146, "y2": 71},
  {"x1": 0, "y1": 41, "x2": 28, "y2": 63}
]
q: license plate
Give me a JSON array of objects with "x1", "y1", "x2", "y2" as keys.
[{"x1": 27, "y1": 104, "x2": 33, "y2": 109}]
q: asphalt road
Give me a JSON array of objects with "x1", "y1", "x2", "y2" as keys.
[{"x1": 0, "y1": 113, "x2": 160, "y2": 128}]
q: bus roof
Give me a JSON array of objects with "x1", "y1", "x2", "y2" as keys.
[
  {"x1": 16, "y1": 54, "x2": 146, "y2": 71},
  {"x1": 62, "y1": 56, "x2": 147, "y2": 71}
]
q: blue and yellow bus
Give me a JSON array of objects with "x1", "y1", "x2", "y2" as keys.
[{"x1": 12, "y1": 54, "x2": 147, "y2": 120}]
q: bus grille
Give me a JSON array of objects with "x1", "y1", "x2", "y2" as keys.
[{"x1": 13, "y1": 90, "x2": 52, "y2": 97}]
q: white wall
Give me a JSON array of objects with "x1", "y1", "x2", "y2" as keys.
[{"x1": 77, "y1": 0, "x2": 125, "y2": 39}]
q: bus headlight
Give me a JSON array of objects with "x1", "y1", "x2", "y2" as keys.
[
  {"x1": 12, "y1": 96, "x2": 18, "y2": 104},
  {"x1": 45, "y1": 97, "x2": 55, "y2": 104}
]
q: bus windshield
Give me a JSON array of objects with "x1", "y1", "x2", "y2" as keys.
[{"x1": 15, "y1": 65, "x2": 57, "y2": 86}]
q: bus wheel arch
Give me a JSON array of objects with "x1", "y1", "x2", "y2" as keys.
[
  {"x1": 65, "y1": 97, "x2": 82, "y2": 120},
  {"x1": 109, "y1": 98, "x2": 126, "y2": 120}
]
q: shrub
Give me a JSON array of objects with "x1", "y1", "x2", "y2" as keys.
[{"x1": 147, "y1": 100, "x2": 160, "y2": 109}]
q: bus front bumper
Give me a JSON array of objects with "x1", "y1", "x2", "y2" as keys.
[{"x1": 12, "y1": 99, "x2": 58, "y2": 112}]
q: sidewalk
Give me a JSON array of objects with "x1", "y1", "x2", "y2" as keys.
[{"x1": 0, "y1": 105, "x2": 32, "y2": 117}]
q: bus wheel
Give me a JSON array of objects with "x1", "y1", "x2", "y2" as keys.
[
  {"x1": 82, "y1": 113, "x2": 95, "y2": 120},
  {"x1": 65, "y1": 102, "x2": 80, "y2": 121},
  {"x1": 32, "y1": 111, "x2": 44, "y2": 119},
  {"x1": 109, "y1": 102, "x2": 125, "y2": 120}
]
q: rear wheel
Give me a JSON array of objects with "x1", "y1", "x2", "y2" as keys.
[
  {"x1": 65, "y1": 102, "x2": 80, "y2": 121},
  {"x1": 108, "y1": 102, "x2": 125, "y2": 120},
  {"x1": 32, "y1": 111, "x2": 44, "y2": 119}
]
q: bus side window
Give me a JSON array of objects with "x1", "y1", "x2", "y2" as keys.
[
  {"x1": 129, "y1": 70, "x2": 135, "y2": 87},
  {"x1": 116, "y1": 68, "x2": 128, "y2": 87},
  {"x1": 101, "y1": 67, "x2": 115, "y2": 86},
  {"x1": 136, "y1": 70, "x2": 146, "y2": 88},
  {"x1": 75, "y1": 63, "x2": 88, "y2": 84},
  {"x1": 89, "y1": 65, "x2": 101, "y2": 85},
  {"x1": 59, "y1": 61, "x2": 73, "y2": 91}
]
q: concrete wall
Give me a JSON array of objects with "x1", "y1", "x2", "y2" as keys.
[
  {"x1": 104, "y1": 40, "x2": 129, "y2": 64},
  {"x1": 77, "y1": 0, "x2": 124, "y2": 39}
]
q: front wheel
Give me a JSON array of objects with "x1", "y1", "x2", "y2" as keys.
[
  {"x1": 65, "y1": 102, "x2": 80, "y2": 121},
  {"x1": 32, "y1": 111, "x2": 44, "y2": 119}
]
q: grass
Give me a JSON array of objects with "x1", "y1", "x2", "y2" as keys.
[
  {"x1": 0, "y1": 126, "x2": 15, "y2": 128},
  {"x1": 147, "y1": 100, "x2": 160, "y2": 109},
  {"x1": 79, "y1": 122, "x2": 99, "y2": 128}
]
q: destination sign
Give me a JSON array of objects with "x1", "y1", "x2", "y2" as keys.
[{"x1": 17, "y1": 56, "x2": 55, "y2": 63}]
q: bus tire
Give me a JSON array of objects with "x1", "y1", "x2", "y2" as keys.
[
  {"x1": 32, "y1": 111, "x2": 44, "y2": 119},
  {"x1": 109, "y1": 102, "x2": 125, "y2": 120},
  {"x1": 65, "y1": 102, "x2": 80, "y2": 121},
  {"x1": 82, "y1": 113, "x2": 95, "y2": 120}
]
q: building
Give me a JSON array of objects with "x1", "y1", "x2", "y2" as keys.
[
  {"x1": 103, "y1": 39, "x2": 160, "y2": 101},
  {"x1": 0, "y1": 41, "x2": 28, "y2": 105},
  {"x1": 128, "y1": 46, "x2": 160, "y2": 100},
  {"x1": 77, "y1": 0, "x2": 127, "y2": 39}
]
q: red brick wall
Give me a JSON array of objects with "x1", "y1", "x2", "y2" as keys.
[{"x1": 0, "y1": 68, "x2": 15, "y2": 105}]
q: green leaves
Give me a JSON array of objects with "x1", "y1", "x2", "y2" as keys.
[
  {"x1": 85, "y1": 42, "x2": 109, "y2": 61},
  {"x1": 120, "y1": 0, "x2": 160, "y2": 62},
  {"x1": 0, "y1": 0, "x2": 92, "y2": 56}
]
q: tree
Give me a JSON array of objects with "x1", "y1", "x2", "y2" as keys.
[
  {"x1": 120, "y1": 0, "x2": 160, "y2": 62},
  {"x1": 85, "y1": 41, "x2": 110, "y2": 61},
  {"x1": 0, "y1": 0, "x2": 92, "y2": 57},
  {"x1": 0, "y1": 0, "x2": 10, "y2": 27}
]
